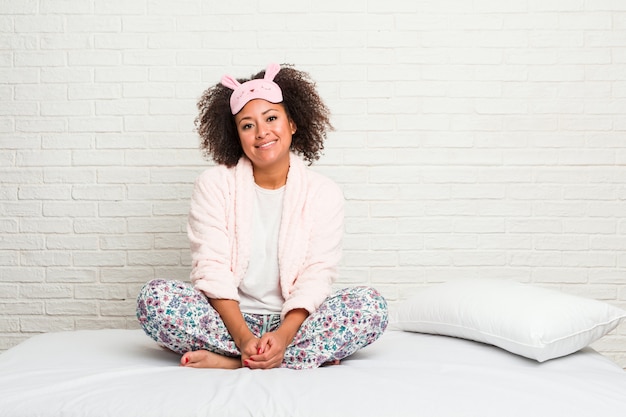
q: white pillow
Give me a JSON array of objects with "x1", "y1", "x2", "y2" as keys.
[{"x1": 394, "y1": 278, "x2": 626, "y2": 362}]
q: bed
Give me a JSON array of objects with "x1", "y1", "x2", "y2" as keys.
[
  {"x1": 1, "y1": 279, "x2": 625, "y2": 417},
  {"x1": 0, "y1": 328, "x2": 625, "y2": 417}
]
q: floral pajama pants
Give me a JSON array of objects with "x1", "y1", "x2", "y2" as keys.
[{"x1": 136, "y1": 279, "x2": 389, "y2": 370}]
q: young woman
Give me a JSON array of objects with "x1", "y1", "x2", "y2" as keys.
[{"x1": 136, "y1": 63, "x2": 388, "y2": 370}]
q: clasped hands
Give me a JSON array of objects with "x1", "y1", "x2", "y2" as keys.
[{"x1": 239, "y1": 331, "x2": 288, "y2": 369}]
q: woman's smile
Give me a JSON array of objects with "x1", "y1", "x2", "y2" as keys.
[{"x1": 256, "y1": 139, "x2": 278, "y2": 149}]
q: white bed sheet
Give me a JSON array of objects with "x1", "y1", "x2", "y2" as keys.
[{"x1": 0, "y1": 329, "x2": 625, "y2": 417}]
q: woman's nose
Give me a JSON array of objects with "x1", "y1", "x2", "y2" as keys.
[{"x1": 256, "y1": 124, "x2": 268, "y2": 138}]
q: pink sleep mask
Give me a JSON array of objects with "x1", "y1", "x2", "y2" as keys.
[{"x1": 221, "y1": 63, "x2": 283, "y2": 115}]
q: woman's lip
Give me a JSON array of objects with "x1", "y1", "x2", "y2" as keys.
[{"x1": 256, "y1": 140, "x2": 277, "y2": 149}]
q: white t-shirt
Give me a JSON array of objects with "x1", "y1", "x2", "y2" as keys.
[{"x1": 238, "y1": 184, "x2": 285, "y2": 315}]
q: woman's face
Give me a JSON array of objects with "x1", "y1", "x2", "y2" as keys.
[{"x1": 234, "y1": 99, "x2": 296, "y2": 172}]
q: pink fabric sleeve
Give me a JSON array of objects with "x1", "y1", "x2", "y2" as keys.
[
  {"x1": 280, "y1": 176, "x2": 344, "y2": 318},
  {"x1": 187, "y1": 169, "x2": 240, "y2": 301}
]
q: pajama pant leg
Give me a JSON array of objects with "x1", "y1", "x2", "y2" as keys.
[
  {"x1": 136, "y1": 279, "x2": 241, "y2": 356},
  {"x1": 283, "y1": 286, "x2": 389, "y2": 370}
]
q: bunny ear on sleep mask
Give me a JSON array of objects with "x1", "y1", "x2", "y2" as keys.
[
  {"x1": 220, "y1": 74, "x2": 241, "y2": 91},
  {"x1": 221, "y1": 63, "x2": 284, "y2": 115}
]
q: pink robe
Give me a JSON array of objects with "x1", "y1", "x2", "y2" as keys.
[{"x1": 188, "y1": 153, "x2": 344, "y2": 319}]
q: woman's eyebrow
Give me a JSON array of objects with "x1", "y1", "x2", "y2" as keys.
[{"x1": 238, "y1": 108, "x2": 279, "y2": 122}]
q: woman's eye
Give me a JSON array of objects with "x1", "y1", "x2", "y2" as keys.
[
  {"x1": 267, "y1": 115, "x2": 277, "y2": 122},
  {"x1": 242, "y1": 123, "x2": 253, "y2": 130}
]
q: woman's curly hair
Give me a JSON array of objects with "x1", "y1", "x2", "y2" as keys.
[{"x1": 194, "y1": 64, "x2": 333, "y2": 167}]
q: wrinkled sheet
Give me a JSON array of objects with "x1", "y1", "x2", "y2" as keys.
[{"x1": 0, "y1": 329, "x2": 625, "y2": 417}]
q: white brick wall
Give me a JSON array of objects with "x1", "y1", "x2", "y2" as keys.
[{"x1": 1, "y1": 1, "x2": 625, "y2": 367}]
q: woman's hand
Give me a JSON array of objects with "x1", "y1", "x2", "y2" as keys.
[
  {"x1": 208, "y1": 298, "x2": 261, "y2": 368},
  {"x1": 244, "y1": 308, "x2": 309, "y2": 369},
  {"x1": 244, "y1": 331, "x2": 288, "y2": 369},
  {"x1": 238, "y1": 335, "x2": 262, "y2": 366}
]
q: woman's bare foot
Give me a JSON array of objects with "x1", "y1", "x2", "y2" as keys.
[
  {"x1": 181, "y1": 350, "x2": 241, "y2": 369},
  {"x1": 321, "y1": 359, "x2": 341, "y2": 367}
]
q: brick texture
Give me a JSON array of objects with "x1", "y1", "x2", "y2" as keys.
[{"x1": 0, "y1": 1, "x2": 625, "y2": 367}]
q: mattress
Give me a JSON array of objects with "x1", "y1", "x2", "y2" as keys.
[{"x1": 0, "y1": 329, "x2": 625, "y2": 417}]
